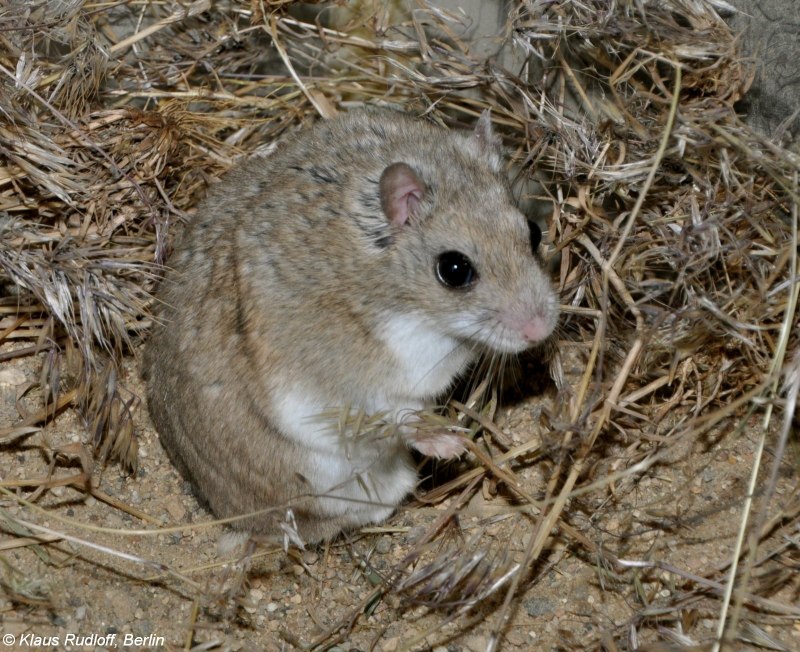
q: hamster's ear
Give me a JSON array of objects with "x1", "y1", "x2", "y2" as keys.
[
  {"x1": 472, "y1": 110, "x2": 503, "y2": 172},
  {"x1": 380, "y1": 162, "x2": 426, "y2": 226}
]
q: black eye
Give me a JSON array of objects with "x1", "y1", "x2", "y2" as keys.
[
  {"x1": 527, "y1": 220, "x2": 542, "y2": 253},
  {"x1": 435, "y1": 251, "x2": 476, "y2": 288}
]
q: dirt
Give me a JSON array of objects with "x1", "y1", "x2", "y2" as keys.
[{"x1": 0, "y1": 341, "x2": 798, "y2": 651}]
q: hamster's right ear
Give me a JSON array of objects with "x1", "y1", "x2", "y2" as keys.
[
  {"x1": 471, "y1": 110, "x2": 503, "y2": 172},
  {"x1": 379, "y1": 162, "x2": 426, "y2": 226}
]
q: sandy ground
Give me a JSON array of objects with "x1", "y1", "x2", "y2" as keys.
[{"x1": 1, "y1": 340, "x2": 798, "y2": 652}]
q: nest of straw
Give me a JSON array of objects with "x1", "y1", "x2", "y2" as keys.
[{"x1": 1, "y1": 0, "x2": 798, "y2": 648}]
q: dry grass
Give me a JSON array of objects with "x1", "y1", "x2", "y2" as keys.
[{"x1": 0, "y1": 0, "x2": 798, "y2": 650}]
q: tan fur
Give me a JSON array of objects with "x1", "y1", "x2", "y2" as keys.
[{"x1": 143, "y1": 108, "x2": 558, "y2": 543}]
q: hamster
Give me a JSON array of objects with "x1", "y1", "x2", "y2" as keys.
[{"x1": 143, "y1": 108, "x2": 559, "y2": 543}]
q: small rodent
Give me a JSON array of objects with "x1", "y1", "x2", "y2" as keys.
[{"x1": 143, "y1": 108, "x2": 559, "y2": 543}]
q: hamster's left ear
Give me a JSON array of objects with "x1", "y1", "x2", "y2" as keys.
[
  {"x1": 471, "y1": 110, "x2": 503, "y2": 172},
  {"x1": 380, "y1": 162, "x2": 426, "y2": 226}
]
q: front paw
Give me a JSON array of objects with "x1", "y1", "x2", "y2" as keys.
[{"x1": 407, "y1": 431, "x2": 466, "y2": 459}]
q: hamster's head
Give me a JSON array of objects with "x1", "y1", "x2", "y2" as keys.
[{"x1": 376, "y1": 113, "x2": 559, "y2": 355}]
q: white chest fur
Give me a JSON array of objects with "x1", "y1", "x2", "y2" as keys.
[
  {"x1": 270, "y1": 383, "x2": 417, "y2": 523},
  {"x1": 378, "y1": 312, "x2": 473, "y2": 401},
  {"x1": 266, "y1": 312, "x2": 472, "y2": 529}
]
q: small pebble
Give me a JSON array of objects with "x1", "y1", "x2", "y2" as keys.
[
  {"x1": 375, "y1": 537, "x2": 392, "y2": 555},
  {"x1": 524, "y1": 597, "x2": 555, "y2": 617},
  {"x1": 0, "y1": 368, "x2": 26, "y2": 385}
]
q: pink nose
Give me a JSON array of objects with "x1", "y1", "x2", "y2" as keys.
[{"x1": 521, "y1": 317, "x2": 552, "y2": 343}]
